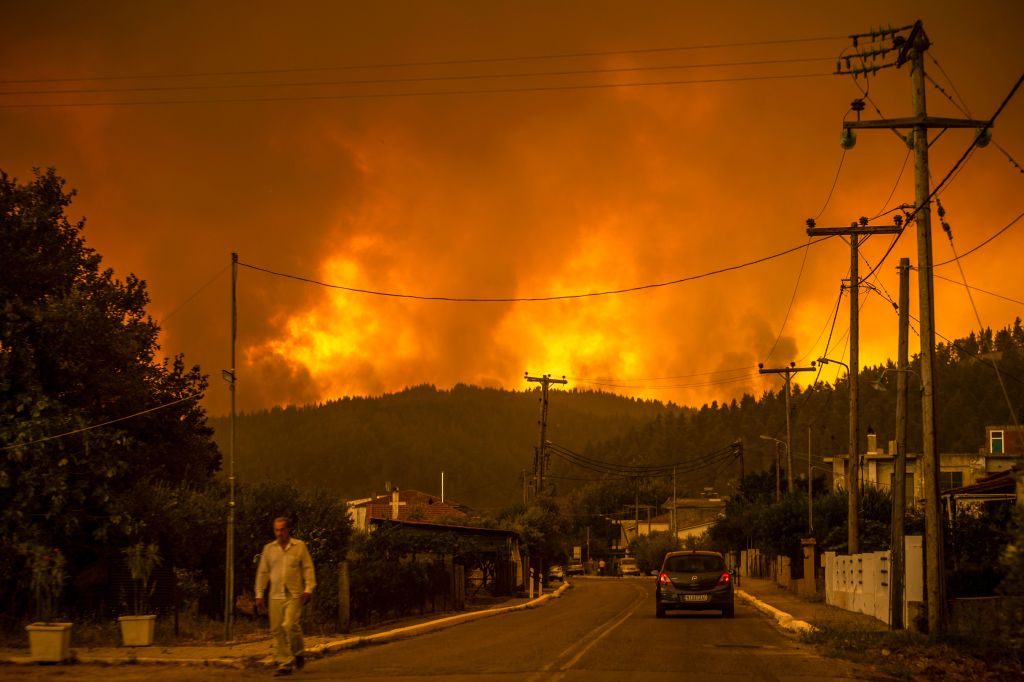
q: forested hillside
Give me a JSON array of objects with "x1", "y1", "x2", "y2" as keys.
[
  {"x1": 210, "y1": 385, "x2": 682, "y2": 508},
  {"x1": 577, "y1": 321, "x2": 1024, "y2": 500},
  {"x1": 211, "y1": 321, "x2": 1024, "y2": 510}
]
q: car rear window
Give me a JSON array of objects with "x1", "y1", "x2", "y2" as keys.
[{"x1": 664, "y1": 555, "x2": 723, "y2": 573}]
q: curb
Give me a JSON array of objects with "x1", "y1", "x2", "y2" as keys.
[
  {"x1": 735, "y1": 589, "x2": 814, "y2": 634},
  {"x1": 310, "y1": 580, "x2": 572, "y2": 657},
  {"x1": 1, "y1": 583, "x2": 574, "y2": 669}
]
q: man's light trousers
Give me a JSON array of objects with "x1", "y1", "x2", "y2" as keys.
[{"x1": 268, "y1": 596, "x2": 304, "y2": 666}]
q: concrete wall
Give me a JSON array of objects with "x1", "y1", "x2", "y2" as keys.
[{"x1": 823, "y1": 535, "x2": 923, "y2": 626}]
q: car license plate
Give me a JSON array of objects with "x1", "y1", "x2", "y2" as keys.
[{"x1": 683, "y1": 594, "x2": 709, "y2": 602}]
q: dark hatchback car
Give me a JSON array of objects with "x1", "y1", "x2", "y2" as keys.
[{"x1": 655, "y1": 550, "x2": 734, "y2": 618}]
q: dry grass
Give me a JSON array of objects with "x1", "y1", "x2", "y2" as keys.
[{"x1": 802, "y1": 625, "x2": 1024, "y2": 681}]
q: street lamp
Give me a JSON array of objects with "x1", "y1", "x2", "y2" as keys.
[
  {"x1": 871, "y1": 367, "x2": 919, "y2": 392},
  {"x1": 817, "y1": 356, "x2": 850, "y2": 372},
  {"x1": 759, "y1": 435, "x2": 786, "y2": 502}
]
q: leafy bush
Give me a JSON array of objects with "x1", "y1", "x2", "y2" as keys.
[{"x1": 629, "y1": 531, "x2": 682, "y2": 574}]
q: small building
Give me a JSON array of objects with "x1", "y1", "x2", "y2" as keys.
[
  {"x1": 348, "y1": 487, "x2": 472, "y2": 531},
  {"x1": 824, "y1": 428, "x2": 1024, "y2": 501},
  {"x1": 612, "y1": 497, "x2": 726, "y2": 548},
  {"x1": 368, "y1": 518, "x2": 525, "y2": 594}
]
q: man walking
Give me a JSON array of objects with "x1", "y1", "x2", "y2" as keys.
[{"x1": 255, "y1": 517, "x2": 316, "y2": 676}]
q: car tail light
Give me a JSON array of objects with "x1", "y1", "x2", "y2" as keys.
[
  {"x1": 659, "y1": 572, "x2": 672, "y2": 585},
  {"x1": 717, "y1": 571, "x2": 731, "y2": 585}
]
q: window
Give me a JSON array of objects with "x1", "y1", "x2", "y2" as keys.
[
  {"x1": 991, "y1": 430, "x2": 1004, "y2": 454},
  {"x1": 939, "y1": 470, "x2": 964, "y2": 491}
]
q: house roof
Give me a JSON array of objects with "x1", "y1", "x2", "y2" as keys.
[
  {"x1": 369, "y1": 518, "x2": 519, "y2": 539},
  {"x1": 352, "y1": 489, "x2": 471, "y2": 522},
  {"x1": 941, "y1": 468, "x2": 1019, "y2": 499}
]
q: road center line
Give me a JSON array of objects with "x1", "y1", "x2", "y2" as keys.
[{"x1": 527, "y1": 582, "x2": 648, "y2": 682}]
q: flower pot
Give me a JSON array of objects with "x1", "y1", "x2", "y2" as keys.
[
  {"x1": 118, "y1": 614, "x2": 156, "y2": 646},
  {"x1": 25, "y1": 622, "x2": 72, "y2": 663}
]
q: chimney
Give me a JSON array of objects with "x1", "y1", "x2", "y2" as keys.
[
  {"x1": 867, "y1": 432, "x2": 877, "y2": 455},
  {"x1": 392, "y1": 489, "x2": 400, "y2": 519}
]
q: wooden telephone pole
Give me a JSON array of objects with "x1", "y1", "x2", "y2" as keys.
[
  {"x1": 836, "y1": 20, "x2": 991, "y2": 634},
  {"x1": 757, "y1": 363, "x2": 816, "y2": 494},
  {"x1": 890, "y1": 258, "x2": 911, "y2": 629},
  {"x1": 806, "y1": 218, "x2": 903, "y2": 554},
  {"x1": 524, "y1": 373, "x2": 567, "y2": 498}
]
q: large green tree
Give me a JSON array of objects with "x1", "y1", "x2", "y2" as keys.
[{"x1": 0, "y1": 169, "x2": 219, "y2": 616}]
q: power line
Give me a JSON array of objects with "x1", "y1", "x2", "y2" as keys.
[
  {"x1": 847, "y1": 72, "x2": 1023, "y2": 284},
  {"x1": 765, "y1": 236, "x2": 813, "y2": 361},
  {"x1": 933, "y1": 209, "x2": 1024, "y2": 266},
  {"x1": 573, "y1": 372, "x2": 759, "y2": 391},
  {"x1": 0, "y1": 34, "x2": 848, "y2": 86},
  {"x1": 930, "y1": 272, "x2": 1024, "y2": 306},
  {"x1": 158, "y1": 264, "x2": 229, "y2": 324},
  {"x1": 236, "y1": 236, "x2": 834, "y2": 303},
  {"x1": 0, "y1": 56, "x2": 834, "y2": 97},
  {"x1": 1, "y1": 393, "x2": 203, "y2": 452},
  {"x1": 871, "y1": 150, "x2": 912, "y2": 220},
  {"x1": 0, "y1": 71, "x2": 833, "y2": 109},
  {"x1": 568, "y1": 367, "x2": 752, "y2": 383},
  {"x1": 812, "y1": 150, "x2": 847, "y2": 221}
]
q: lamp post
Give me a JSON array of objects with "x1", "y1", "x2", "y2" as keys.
[
  {"x1": 759, "y1": 435, "x2": 786, "y2": 502},
  {"x1": 818, "y1": 355, "x2": 860, "y2": 554}
]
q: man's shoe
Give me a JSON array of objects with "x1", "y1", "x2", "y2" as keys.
[
  {"x1": 294, "y1": 655, "x2": 305, "y2": 670},
  {"x1": 274, "y1": 665, "x2": 293, "y2": 676}
]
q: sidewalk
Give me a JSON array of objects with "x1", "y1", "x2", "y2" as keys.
[
  {"x1": 0, "y1": 583, "x2": 570, "y2": 669},
  {"x1": 736, "y1": 575, "x2": 888, "y2": 634}
]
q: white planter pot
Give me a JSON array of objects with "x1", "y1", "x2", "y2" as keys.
[
  {"x1": 118, "y1": 614, "x2": 156, "y2": 646},
  {"x1": 25, "y1": 622, "x2": 73, "y2": 663}
]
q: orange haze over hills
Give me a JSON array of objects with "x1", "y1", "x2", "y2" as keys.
[{"x1": 2, "y1": 1, "x2": 1022, "y2": 415}]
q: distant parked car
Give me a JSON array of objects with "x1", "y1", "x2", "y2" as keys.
[
  {"x1": 566, "y1": 562, "x2": 585, "y2": 576},
  {"x1": 655, "y1": 550, "x2": 734, "y2": 618},
  {"x1": 618, "y1": 556, "x2": 641, "y2": 577},
  {"x1": 547, "y1": 564, "x2": 565, "y2": 582}
]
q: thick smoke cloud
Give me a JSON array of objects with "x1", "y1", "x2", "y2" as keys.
[{"x1": 2, "y1": 1, "x2": 1022, "y2": 415}]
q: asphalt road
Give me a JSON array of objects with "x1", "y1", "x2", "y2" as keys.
[{"x1": 0, "y1": 579, "x2": 874, "y2": 681}]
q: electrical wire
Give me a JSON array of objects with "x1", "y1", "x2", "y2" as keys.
[
  {"x1": 812, "y1": 150, "x2": 847, "y2": 221},
  {"x1": 1, "y1": 393, "x2": 203, "y2": 452},
  {"x1": 568, "y1": 367, "x2": 753, "y2": 383},
  {"x1": 0, "y1": 56, "x2": 835, "y2": 97},
  {"x1": 764, "y1": 236, "x2": 813, "y2": 362},
  {"x1": 871, "y1": 150, "x2": 912, "y2": 220},
  {"x1": 925, "y1": 57, "x2": 1024, "y2": 176},
  {"x1": 547, "y1": 441, "x2": 736, "y2": 477},
  {"x1": 937, "y1": 202, "x2": 1021, "y2": 429},
  {"x1": 849, "y1": 72, "x2": 1023, "y2": 284},
  {"x1": 0, "y1": 34, "x2": 849, "y2": 86},
  {"x1": 0, "y1": 71, "x2": 834, "y2": 109},
  {"x1": 933, "y1": 209, "x2": 1024, "y2": 266},
  {"x1": 236, "y1": 236, "x2": 834, "y2": 303},
  {"x1": 930, "y1": 272, "x2": 1024, "y2": 306},
  {"x1": 158, "y1": 264, "x2": 229, "y2": 324},
  {"x1": 798, "y1": 285, "x2": 845, "y2": 365},
  {"x1": 572, "y1": 372, "x2": 759, "y2": 391}
]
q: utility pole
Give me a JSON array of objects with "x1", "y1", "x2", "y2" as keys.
[
  {"x1": 835, "y1": 21, "x2": 989, "y2": 634},
  {"x1": 223, "y1": 252, "x2": 238, "y2": 641},
  {"x1": 807, "y1": 218, "x2": 902, "y2": 555},
  {"x1": 891, "y1": 258, "x2": 911, "y2": 629},
  {"x1": 733, "y1": 439, "x2": 744, "y2": 492},
  {"x1": 758, "y1": 435, "x2": 786, "y2": 502},
  {"x1": 524, "y1": 372, "x2": 567, "y2": 498},
  {"x1": 758, "y1": 362, "x2": 816, "y2": 493},
  {"x1": 807, "y1": 427, "x2": 813, "y2": 534},
  {"x1": 672, "y1": 466, "x2": 677, "y2": 538}
]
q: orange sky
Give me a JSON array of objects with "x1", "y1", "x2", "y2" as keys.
[{"x1": 2, "y1": 1, "x2": 1022, "y2": 416}]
